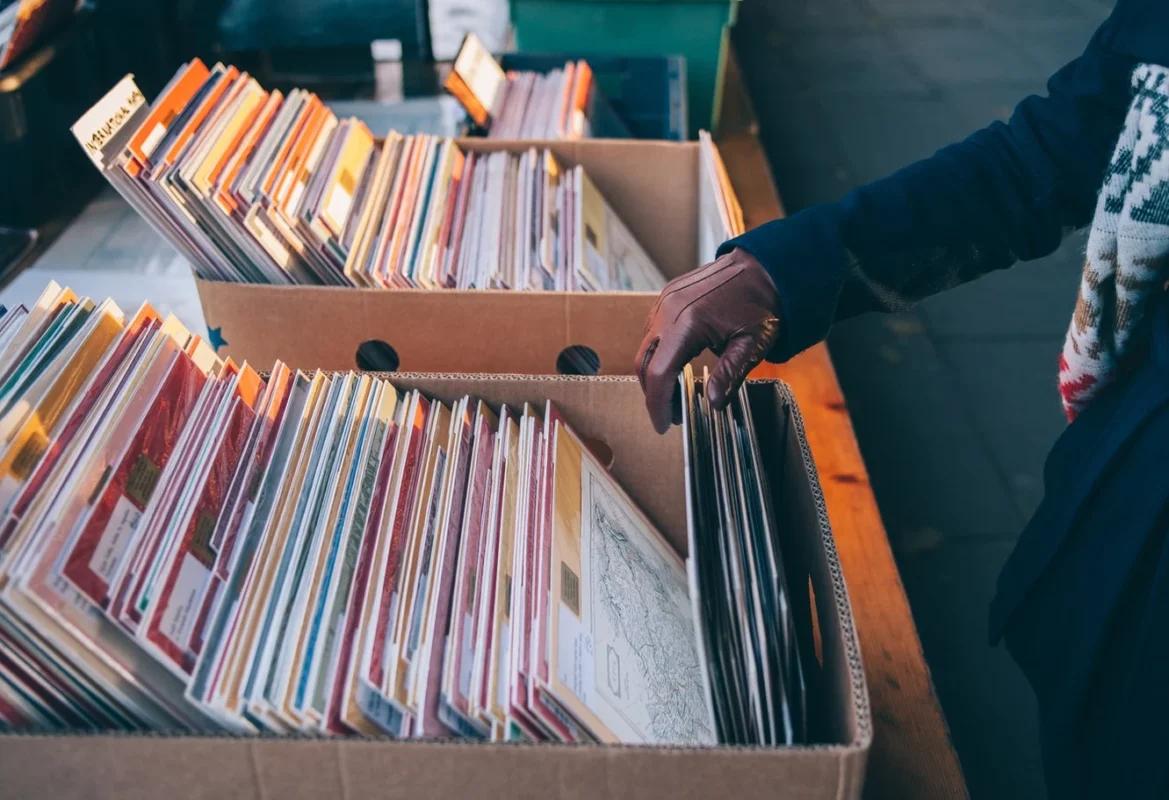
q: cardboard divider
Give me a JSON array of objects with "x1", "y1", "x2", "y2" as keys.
[
  {"x1": 195, "y1": 139, "x2": 707, "y2": 375},
  {"x1": 0, "y1": 375, "x2": 871, "y2": 800},
  {"x1": 197, "y1": 281, "x2": 660, "y2": 375}
]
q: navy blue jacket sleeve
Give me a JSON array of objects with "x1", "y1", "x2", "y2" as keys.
[{"x1": 718, "y1": 9, "x2": 1137, "y2": 362}]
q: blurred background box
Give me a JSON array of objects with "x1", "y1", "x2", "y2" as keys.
[
  {"x1": 0, "y1": 16, "x2": 99, "y2": 228},
  {"x1": 509, "y1": 0, "x2": 737, "y2": 138},
  {"x1": 500, "y1": 52, "x2": 686, "y2": 140},
  {"x1": 452, "y1": 48, "x2": 636, "y2": 140},
  {"x1": 185, "y1": 0, "x2": 437, "y2": 96},
  {"x1": 0, "y1": 0, "x2": 172, "y2": 230}
]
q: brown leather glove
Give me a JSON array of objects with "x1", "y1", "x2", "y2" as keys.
[{"x1": 636, "y1": 247, "x2": 781, "y2": 434}]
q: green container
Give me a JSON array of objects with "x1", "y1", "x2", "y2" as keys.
[{"x1": 510, "y1": 0, "x2": 738, "y2": 139}]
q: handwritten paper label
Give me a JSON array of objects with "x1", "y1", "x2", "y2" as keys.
[{"x1": 71, "y1": 75, "x2": 147, "y2": 168}]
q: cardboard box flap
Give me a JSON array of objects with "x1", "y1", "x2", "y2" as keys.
[
  {"x1": 0, "y1": 731, "x2": 867, "y2": 800},
  {"x1": 197, "y1": 280, "x2": 674, "y2": 376}
]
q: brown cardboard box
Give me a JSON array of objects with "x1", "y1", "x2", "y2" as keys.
[
  {"x1": 0, "y1": 375, "x2": 870, "y2": 799},
  {"x1": 195, "y1": 139, "x2": 710, "y2": 375}
]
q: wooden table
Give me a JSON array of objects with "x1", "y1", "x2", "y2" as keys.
[{"x1": 718, "y1": 97, "x2": 970, "y2": 799}]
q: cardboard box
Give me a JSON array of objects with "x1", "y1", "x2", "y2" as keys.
[
  {"x1": 0, "y1": 375, "x2": 870, "y2": 799},
  {"x1": 195, "y1": 138, "x2": 711, "y2": 375}
]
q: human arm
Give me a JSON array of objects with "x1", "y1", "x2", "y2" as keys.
[{"x1": 638, "y1": 7, "x2": 1138, "y2": 432}]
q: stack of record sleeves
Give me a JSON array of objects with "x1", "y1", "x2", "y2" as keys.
[{"x1": 74, "y1": 60, "x2": 668, "y2": 292}]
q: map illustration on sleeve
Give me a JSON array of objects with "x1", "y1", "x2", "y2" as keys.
[{"x1": 550, "y1": 422, "x2": 715, "y2": 746}]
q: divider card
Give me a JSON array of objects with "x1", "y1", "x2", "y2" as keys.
[
  {"x1": 443, "y1": 34, "x2": 599, "y2": 140},
  {"x1": 445, "y1": 33, "x2": 507, "y2": 127}
]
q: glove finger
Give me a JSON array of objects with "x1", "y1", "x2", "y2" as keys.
[
  {"x1": 706, "y1": 333, "x2": 762, "y2": 411},
  {"x1": 642, "y1": 330, "x2": 692, "y2": 434},
  {"x1": 634, "y1": 331, "x2": 658, "y2": 393}
]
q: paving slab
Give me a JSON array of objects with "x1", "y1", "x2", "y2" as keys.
[
  {"x1": 896, "y1": 539, "x2": 1047, "y2": 800},
  {"x1": 862, "y1": 0, "x2": 987, "y2": 24},
  {"x1": 978, "y1": 0, "x2": 1104, "y2": 24},
  {"x1": 817, "y1": 93, "x2": 979, "y2": 182},
  {"x1": 765, "y1": 28, "x2": 934, "y2": 97},
  {"x1": 761, "y1": 0, "x2": 878, "y2": 32},
  {"x1": 827, "y1": 311, "x2": 1027, "y2": 539},
  {"x1": 934, "y1": 337, "x2": 1069, "y2": 519},
  {"x1": 890, "y1": 25, "x2": 1050, "y2": 86},
  {"x1": 984, "y1": 16, "x2": 1106, "y2": 78}
]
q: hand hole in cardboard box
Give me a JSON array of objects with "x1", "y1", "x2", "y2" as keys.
[
  {"x1": 555, "y1": 345, "x2": 601, "y2": 376},
  {"x1": 580, "y1": 435, "x2": 614, "y2": 470},
  {"x1": 355, "y1": 340, "x2": 400, "y2": 372}
]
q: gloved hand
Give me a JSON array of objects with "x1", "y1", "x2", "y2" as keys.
[{"x1": 635, "y1": 247, "x2": 781, "y2": 434}]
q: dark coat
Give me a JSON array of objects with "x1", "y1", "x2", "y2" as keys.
[{"x1": 988, "y1": 295, "x2": 1169, "y2": 798}]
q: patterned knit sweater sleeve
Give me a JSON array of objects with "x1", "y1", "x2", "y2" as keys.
[{"x1": 719, "y1": 6, "x2": 1137, "y2": 363}]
